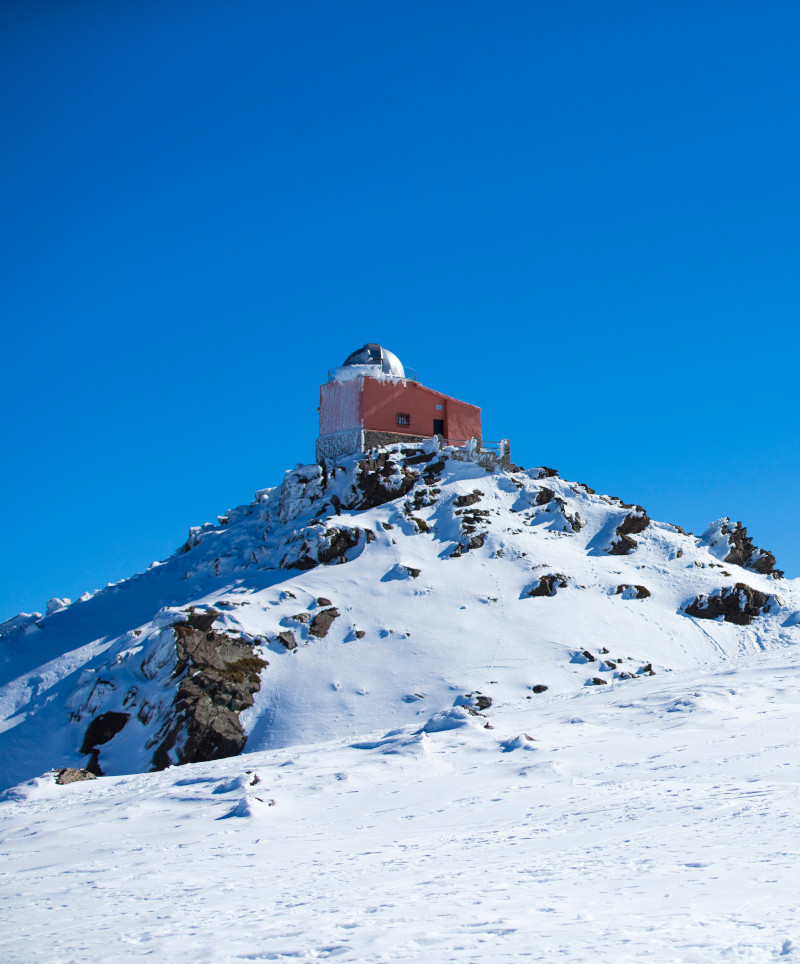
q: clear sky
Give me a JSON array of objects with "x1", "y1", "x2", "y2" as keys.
[{"x1": 2, "y1": 0, "x2": 800, "y2": 619}]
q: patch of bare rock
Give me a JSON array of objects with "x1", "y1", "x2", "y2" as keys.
[{"x1": 684, "y1": 583, "x2": 771, "y2": 626}]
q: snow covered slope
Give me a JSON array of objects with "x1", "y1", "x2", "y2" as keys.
[
  {"x1": 2, "y1": 650, "x2": 800, "y2": 963},
  {"x1": 0, "y1": 439, "x2": 795, "y2": 791}
]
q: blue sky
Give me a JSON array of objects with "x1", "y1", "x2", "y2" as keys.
[{"x1": 2, "y1": 1, "x2": 800, "y2": 618}]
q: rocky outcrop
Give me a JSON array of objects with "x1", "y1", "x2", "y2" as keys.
[
  {"x1": 317, "y1": 526, "x2": 362, "y2": 564},
  {"x1": 684, "y1": 583, "x2": 771, "y2": 626},
  {"x1": 615, "y1": 584, "x2": 651, "y2": 599},
  {"x1": 608, "y1": 507, "x2": 650, "y2": 555},
  {"x1": 527, "y1": 573, "x2": 568, "y2": 597},
  {"x1": 54, "y1": 767, "x2": 97, "y2": 785},
  {"x1": 700, "y1": 519, "x2": 783, "y2": 578},
  {"x1": 152, "y1": 610, "x2": 268, "y2": 770},
  {"x1": 357, "y1": 452, "x2": 418, "y2": 509},
  {"x1": 617, "y1": 508, "x2": 650, "y2": 536},
  {"x1": 81, "y1": 711, "x2": 131, "y2": 774}
]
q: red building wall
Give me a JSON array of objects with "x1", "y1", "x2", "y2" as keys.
[{"x1": 319, "y1": 377, "x2": 481, "y2": 443}]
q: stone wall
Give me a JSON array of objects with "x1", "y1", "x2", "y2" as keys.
[
  {"x1": 316, "y1": 429, "x2": 365, "y2": 462},
  {"x1": 363, "y1": 430, "x2": 428, "y2": 450}
]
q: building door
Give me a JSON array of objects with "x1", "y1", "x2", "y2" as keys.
[{"x1": 433, "y1": 418, "x2": 444, "y2": 437}]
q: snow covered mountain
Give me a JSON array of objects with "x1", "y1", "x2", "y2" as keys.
[{"x1": 0, "y1": 438, "x2": 794, "y2": 792}]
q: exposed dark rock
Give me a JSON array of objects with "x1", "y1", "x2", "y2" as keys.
[
  {"x1": 454, "y1": 492, "x2": 482, "y2": 508},
  {"x1": 80, "y1": 711, "x2": 130, "y2": 755},
  {"x1": 316, "y1": 597, "x2": 332, "y2": 607},
  {"x1": 467, "y1": 533, "x2": 485, "y2": 550},
  {"x1": 401, "y1": 566, "x2": 421, "y2": 579},
  {"x1": 355, "y1": 630, "x2": 366, "y2": 639},
  {"x1": 309, "y1": 607, "x2": 340, "y2": 638},
  {"x1": 535, "y1": 487, "x2": 555, "y2": 506},
  {"x1": 684, "y1": 583, "x2": 771, "y2": 626},
  {"x1": 531, "y1": 684, "x2": 549, "y2": 694},
  {"x1": 54, "y1": 767, "x2": 97, "y2": 785},
  {"x1": 357, "y1": 453, "x2": 418, "y2": 509},
  {"x1": 365, "y1": 529, "x2": 375, "y2": 543},
  {"x1": 449, "y1": 543, "x2": 463, "y2": 558},
  {"x1": 608, "y1": 533, "x2": 638, "y2": 556},
  {"x1": 474, "y1": 695, "x2": 493, "y2": 711},
  {"x1": 532, "y1": 467, "x2": 559, "y2": 478},
  {"x1": 180, "y1": 608, "x2": 218, "y2": 633},
  {"x1": 527, "y1": 573, "x2": 568, "y2": 597},
  {"x1": 404, "y1": 451, "x2": 437, "y2": 466},
  {"x1": 152, "y1": 610, "x2": 268, "y2": 770},
  {"x1": 282, "y1": 551, "x2": 317, "y2": 571},
  {"x1": 289, "y1": 613, "x2": 310, "y2": 624},
  {"x1": 581, "y1": 650, "x2": 596, "y2": 662},
  {"x1": 617, "y1": 509, "x2": 651, "y2": 537},
  {"x1": 278, "y1": 631, "x2": 298, "y2": 651},
  {"x1": 615, "y1": 584, "x2": 651, "y2": 599},
  {"x1": 591, "y1": 677, "x2": 608, "y2": 685},
  {"x1": 318, "y1": 526, "x2": 362, "y2": 564},
  {"x1": 562, "y1": 507, "x2": 585, "y2": 533},
  {"x1": 409, "y1": 516, "x2": 430, "y2": 533},
  {"x1": 718, "y1": 520, "x2": 783, "y2": 578},
  {"x1": 422, "y1": 460, "x2": 446, "y2": 479}
]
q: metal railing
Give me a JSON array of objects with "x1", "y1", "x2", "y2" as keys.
[
  {"x1": 327, "y1": 366, "x2": 418, "y2": 383},
  {"x1": 361, "y1": 430, "x2": 502, "y2": 453}
]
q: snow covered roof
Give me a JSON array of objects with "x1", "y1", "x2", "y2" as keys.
[{"x1": 341, "y1": 343, "x2": 405, "y2": 377}]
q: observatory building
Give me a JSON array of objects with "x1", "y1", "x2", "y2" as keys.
[{"x1": 316, "y1": 343, "x2": 482, "y2": 462}]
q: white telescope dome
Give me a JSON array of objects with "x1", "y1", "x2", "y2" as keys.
[{"x1": 341, "y1": 343, "x2": 405, "y2": 377}]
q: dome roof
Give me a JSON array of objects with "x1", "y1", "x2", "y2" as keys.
[{"x1": 341, "y1": 343, "x2": 405, "y2": 377}]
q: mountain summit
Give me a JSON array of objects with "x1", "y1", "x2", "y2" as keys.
[{"x1": 0, "y1": 438, "x2": 793, "y2": 791}]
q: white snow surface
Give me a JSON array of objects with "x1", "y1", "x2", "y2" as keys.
[
  {"x1": 2, "y1": 652, "x2": 800, "y2": 962},
  {"x1": 1, "y1": 440, "x2": 799, "y2": 960}
]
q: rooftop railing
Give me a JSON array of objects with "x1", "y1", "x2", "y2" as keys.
[
  {"x1": 362, "y1": 430, "x2": 503, "y2": 454},
  {"x1": 327, "y1": 366, "x2": 418, "y2": 383}
]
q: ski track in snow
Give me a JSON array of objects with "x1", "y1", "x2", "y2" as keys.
[{"x1": 2, "y1": 651, "x2": 800, "y2": 963}]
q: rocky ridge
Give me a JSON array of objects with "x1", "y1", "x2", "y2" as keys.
[{"x1": 0, "y1": 438, "x2": 797, "y2": 789}]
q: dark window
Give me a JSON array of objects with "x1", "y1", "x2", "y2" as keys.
[
  {"x1": 396, "y1": 412, "x2": 410, "y2": 427},
  {"x1": 433, "y1": 418, "x2": 444, "y2": 436}
]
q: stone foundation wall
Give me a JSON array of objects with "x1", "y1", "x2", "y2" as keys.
[
  {"x1": 363, "y1": 430, "x2": 428, "y2": 450},
  {"x1": 316, "y1": 429, "x2": 364, "y2": 462}
]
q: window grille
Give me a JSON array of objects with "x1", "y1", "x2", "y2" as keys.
[{"x1": 396, "y1": 412, "x2": 411, "y2": 427}]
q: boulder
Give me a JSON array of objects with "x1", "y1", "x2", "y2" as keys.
[
  {"x1": 277, "y1": 631, "x2": 298, "y2": 651},
  {"x1": 309, "y1": 607, "x2": 340, "y2": 638}
]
